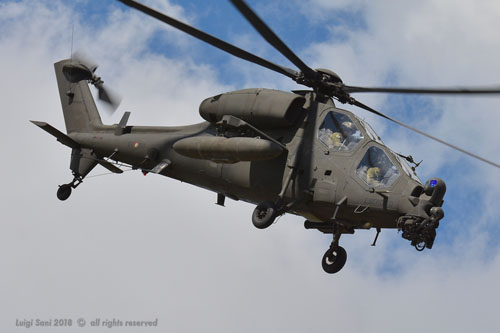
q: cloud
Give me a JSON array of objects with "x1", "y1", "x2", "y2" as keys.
[{"x1": 1, "y1": 1, "x2": 500, "y2": 332}]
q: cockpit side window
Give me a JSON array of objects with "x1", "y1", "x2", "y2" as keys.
[
  {"x1": 318, "y1": 111, "x2": 364, "y2": 152},
  {"x1": 356, "y1": 146, "x2": 400, "y2": 188},
  {"x1": 358, "y1": 118, "x2": 383, "y2": 144}
]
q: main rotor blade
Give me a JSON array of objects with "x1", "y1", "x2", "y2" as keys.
[
  {"x1": 230, "y1": 0, "x2": 318, "y2": 81},
  {"x1": 350, "y1": 98, "x2": 500, "y2": 168},
  {"x1": 118, "y1": 0, "x2": 299, "y2": 80},
  {"x1": 344, "y1": 85, "x2": 500, "y2": 95}
]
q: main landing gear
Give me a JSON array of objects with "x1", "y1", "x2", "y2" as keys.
[
  {"x1": 304, "y1": 220, "x2": 349, "y2": 274},
  {"x1": 322, "y1": 245, "x2": 347, "y2": 274},
  {"x1": 252, "y1": 200, "x2": 350, "y2": 274},
  {"x1": 321, "y1": 228, "x2": 347, "y2": 274},
  {"x1": 56, "y1": 175, "x2": 83, "y2": 201},
  {"x1": 251, "y1": 162, "x2": 299, "y2": 229},
  {"x1": 251, "y1": 197, "x2": 302, "y2": 229},
  {"x1": 252, "y1": 201, "x2": 277, "y2": 229}
]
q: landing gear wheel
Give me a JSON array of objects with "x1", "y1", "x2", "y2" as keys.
[
  {"x1": 57, "y1": 184, "x2": 72, "y2": 201},
  {"x1": 415, "y1": 242, "x2": 426, "y2": 251},
  {"x1": 252, "y1": 201, "x2": 276, "y2": 229},
  {"x1": 322, "y1": 246, "x2": 347, "y2": 274}
]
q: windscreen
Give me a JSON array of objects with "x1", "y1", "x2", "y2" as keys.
[
  {"x1": 356, "y1": 146, "x2": 400, "y2": 188},
  {"x1": 318, "y1": 111, "x2": 364, "y2": 152}
]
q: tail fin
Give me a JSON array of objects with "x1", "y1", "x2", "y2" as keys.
[{"x1": 54, "y1": 59, "x2": 103, "y2": 133}]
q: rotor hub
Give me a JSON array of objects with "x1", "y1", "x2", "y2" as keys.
[{"x1": 315, "y1": 68, "x2": 343, "y2": 84}]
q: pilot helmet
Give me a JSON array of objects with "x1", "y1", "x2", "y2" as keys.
[{"x1": 341, "y1": 121, "x2": 355, "y2": 134}]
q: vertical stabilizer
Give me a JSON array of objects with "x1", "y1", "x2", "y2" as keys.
[{"x1": 54, "y1": 59, "x2": 103, "y2": 133}]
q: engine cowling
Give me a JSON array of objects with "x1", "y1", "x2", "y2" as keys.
[{"x1": 199, "y1": 88, "x2": 306, "y2": 128}]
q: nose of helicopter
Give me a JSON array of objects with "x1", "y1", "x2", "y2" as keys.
[{"x1": 398, "y1": 178, "x2": 446, "y2": 251}]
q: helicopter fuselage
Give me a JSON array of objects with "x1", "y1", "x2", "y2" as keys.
[
  {"x1": 33, "y1": 57, "x2": 449, "y2": 274},
  {"x1": 68, "y1": 91, "x2": 428, "y2": 232}
]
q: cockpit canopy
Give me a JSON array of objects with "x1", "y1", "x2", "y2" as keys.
[
  {"x1": 356, "y1": 146, "x2": 400, "y2": 188},
  {"x1": 318, "y1": 111, "x2": 364, "y2": 152},
  {"x1": 317, "y1": 108, "x2": 421, "y2": 187}
]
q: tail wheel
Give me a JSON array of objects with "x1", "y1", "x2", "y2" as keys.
[
  {"x1": 57, "y1": 184, "x2": 72, "y2": 201},
  {"x1": 252, "y1": 201, "x2": 276, "y2": 229},
  {"x1": 322, "y1": 246, "x2": 347, "y2": 274}
]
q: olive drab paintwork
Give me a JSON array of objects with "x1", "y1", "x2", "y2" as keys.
[
  {"x1": 173, "y1": 136, "x2": 284, "y2": 163},
  {"x1": 31, "y1": 0, "x2": 500, "y2": 274},
  {"x1": 199, "y1": 89, "x2": 306, "y2": 128}
]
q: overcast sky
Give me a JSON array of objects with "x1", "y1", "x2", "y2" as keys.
[{"x1": 1, "y1": 0, "x2": 500, "y2": 332}]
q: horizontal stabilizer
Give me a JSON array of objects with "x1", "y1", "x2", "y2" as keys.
[
  {"x1": 30, "y1": 121, "x2": 80, "y2": 149},
  {"x1": 98, "y1": 160, "x2": 124, "y2": 174}
]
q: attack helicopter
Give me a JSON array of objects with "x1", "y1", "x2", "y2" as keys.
[{"x1": 32, "y1": 0, "x2": 500, "y2": 274}]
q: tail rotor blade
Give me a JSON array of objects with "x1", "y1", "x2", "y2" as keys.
[
  {"x1": 70, "y1": 50, "x2": 121, "y2": 113},
  {"x1": 96, "y1": 83, "x2": 122, "y2": 113}
]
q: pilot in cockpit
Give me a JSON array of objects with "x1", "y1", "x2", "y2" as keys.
[
  {"x1": 357, "y1": 146, "x2": 400, "y2": 187},
  {"x1": 329, "y1": 121, "x2": 359, "y2": 151},
  {"x1": 318, "y1": 112, "x2": 364, "y2": 152},
  {"x1": 339, "y1": 121, "x2": 360, "y2": 150}
]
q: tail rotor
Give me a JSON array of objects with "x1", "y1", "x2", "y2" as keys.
[{"x1": 62, "y1": 50, "x2": 122, "y2": 113}]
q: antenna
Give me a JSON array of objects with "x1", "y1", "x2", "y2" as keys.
[
  {"x1": 70, "y1": 23, "x2": 74, "y2": 62},
  {"x1": 67, "y1": 23, "x2": 75, "y2": 97}
]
